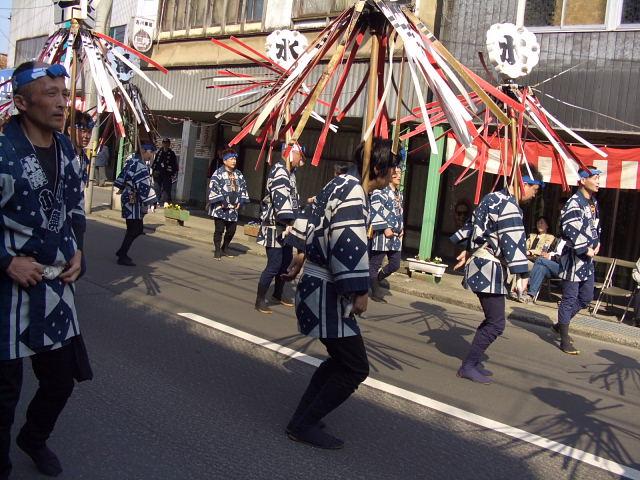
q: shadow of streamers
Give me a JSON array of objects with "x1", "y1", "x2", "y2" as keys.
[
  {"x1": 508, "y1": 307, "x2": 556, "y2": 347},
  {"x1": 83, "y1": 219, "x2": 191, "y2": 297},
  {"x1": 570, "y1": 349, "x2": 640, "y2": 397},
  {"x1": 507, "y1": 387, "x2": 640, "y2": 474},
  {"x1": 407, "y1": 301, "x2": 476, "y2": 361}
]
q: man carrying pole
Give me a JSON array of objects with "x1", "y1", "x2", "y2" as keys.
[{"x1": 282, "y1": 139, "x2": 395, "y2": 449}]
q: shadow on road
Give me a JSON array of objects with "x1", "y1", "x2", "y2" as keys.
[
  {"x1": 510, "y1": 387, "x2": 640, "y2": 474},
  {"x1": 508, "y1": 307, "x2": 556, "y2": 348},
  {"x1": 60, "y1": 295, "x2": 542, "y2": 480},
  {"x1": 570, "y1": 350, "x2": 640, "y2": 397}
]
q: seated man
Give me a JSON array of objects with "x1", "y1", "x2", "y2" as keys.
[{"x1": 519, "y1": 239, "x2": 565, "y2": 303}]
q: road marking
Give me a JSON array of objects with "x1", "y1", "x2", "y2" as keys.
[{"x1": 178, "y1": 312, "x2": 640, "y2": 480}]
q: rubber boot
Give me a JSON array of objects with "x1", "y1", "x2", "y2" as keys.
[
  {"x1": 255, "y1": 285, "x2": 272, "y2": 314},
  {"x1": 456, "y1": 364, "x2": 493, "y2": 385},
  {"x1": 272, "y1": 279, "x2": 294, "y2": 307},
  {"x1": 559, "y1": 323, "x2": 579, "y2": 355},
  {"x1": 551, "y1": 323, "x2": 572, "y2": 342}
]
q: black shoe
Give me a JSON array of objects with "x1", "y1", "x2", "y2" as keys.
[
  {"x1": 16, "y1": 433, "x2": 62, "y2": 477},
  {"x1": 221, "y1": 248, "x2": 235, "y2": 258},
  {"x1": 285, "y1": 419, "x2": 326, "y2": 435},
  {"x1": 558, "y1": 323, "x2": 579, "y2": 355},
  {"x1": 117, "y1": 256, "x2": 136, "y2": 266},
  {"x1": 287, "y1": 425, "x2": 343, "y2": 450},
  {"x1": 214, "y1": 250, "x2": 222, "y2": 261},
  {"x1": 370, "y1": 278, "x2": 387, "y2": 303}
]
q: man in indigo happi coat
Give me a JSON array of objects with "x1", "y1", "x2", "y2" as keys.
[
  {"x1": 282, "y1": 139, "x2": 395, "y2": 449},
  {"x1": 451, "y1": 166, "x2": 543, "y2": 384},
  {"x1": 369, "y1": 164, "x2": 404, "y2": 302},
  {"x1": 114, "y1": 144, "x2": 157, "y2": 266},
  {"x1": 552, "y1": 167, "x2": 601, "y2": 355},
  {"x1": 207, "y1": 148, "x2": 249, "y2": 259},
  {"x1": 151, "y1": 138, "x2": 178, "y2": 204},
  {"x1": 0, "y1": 61, "x2": 92, "y2": 478},
  {"x1": 66, "y1": 110, "x2": 93, "y2": 189},
  {"x1": 255, "y1": 144, "x2": 303, "y2": 314}
]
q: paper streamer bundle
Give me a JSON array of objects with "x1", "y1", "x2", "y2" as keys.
[
  {"x1": 208, "y1": 0, "x2": 514, "y2": 168},
  {"x1": 0, "y1": 24, "x2": 173, "y2": 137}
]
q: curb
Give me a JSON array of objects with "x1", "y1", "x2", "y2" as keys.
[{"x1": 89, "y1": 212, "x2": 640, "y2": 350}]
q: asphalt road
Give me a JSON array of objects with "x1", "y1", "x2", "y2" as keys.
[{"x1": 11, "y1": 218, "x2": 640, "y2": 479}]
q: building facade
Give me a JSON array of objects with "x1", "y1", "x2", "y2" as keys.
[{"x1": 8, "y1": 0, "x2": 640, "y2": 262}]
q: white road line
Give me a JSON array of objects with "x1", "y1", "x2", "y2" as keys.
[{"x1": 178, "y1": 312, "x2": 640, "y2": 480}]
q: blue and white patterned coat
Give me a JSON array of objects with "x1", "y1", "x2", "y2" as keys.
[
  {"x1": 370, "y1": 186, "x2": 403, "y2": 252},
  {"x1": 114, "y1": 154, "x2": 156, "y2": 220},
  {"x1": 257, "y1": 161, "x2": 299, "y2": 248},
  {"x1": 207, "y1": 166, "x2": 249, "y2": 222},
  {"x1": 0, "y1": 117, "x2": 85, "y2": 360},
  {"x1": 286, "y1": 172, "x2": 370, "y2": 338},
  {"x1": 558, "y1": 190, "x2": 600, "y2": 282},
  {"x1": 450, "y1": 189, "x2": 528, "y2": 295}
]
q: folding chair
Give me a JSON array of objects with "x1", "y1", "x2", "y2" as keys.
[
  {"x1": 591, "y1": 257, "x2": 617, "y2": 317},
  {"x1": 620, "y1": 285, "x2": 639, "y2": 324},
  {"x1": 592, "y1": 259, "x2": 636, "y2": 320}
]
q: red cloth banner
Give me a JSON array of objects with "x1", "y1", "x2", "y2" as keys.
[{"x1": 446, "y1": 135, "x2": 640, "y2": 190}]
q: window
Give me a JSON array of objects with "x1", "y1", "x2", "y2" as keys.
[
  {"x1": 622, "y1": 0, "x2": 640, "y2": 24},
  {"x1": 245, "y1": 0, "x2": 264, "y2": 22},
  {"x1": 524, "y1": 0, "x2": 607, "y2": 27},
  {"x1": 14, "y1": 36, "x2": 48, "y2": 66},
  {"x1": 522, "y1": 0, "x2": 640, "y2": 29},
  {"x1": 294, "y1": 0, "x2": 354, "y2": 18},
  {"x1": 159, "y1": 0, "x2": 264, "y2": 31},
  {"x1": 109, "y1": 25, "x2": 127, "y2": 42}
]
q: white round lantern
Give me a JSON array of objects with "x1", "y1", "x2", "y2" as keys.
[
  {"x1": 266, "y1": 30, "x2": 308, "y2": 70},
  {"x1": 486, "y1": 23, "x2": 540, "y2": 79}
]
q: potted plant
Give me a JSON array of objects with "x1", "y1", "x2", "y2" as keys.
[
  {"x1": 164, "y1": 203, "x2": 190, "y2": 226},
  {"x1": 243, "y1": 221, "x2": 260, "y2": 238},
  {"x1": 407, "y1": 256, "x2": 447, "y2": 278}
]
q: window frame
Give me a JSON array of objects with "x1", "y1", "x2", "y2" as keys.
[
  {"x1": 158, "y1": 0, "x2": 266, "y2": 37},
  {"x1": 292, "y1": 0, "x2": 351, "y2": 20},
  {"x1": 517, "y1": 0, "x2": 640, "y2": 32}
]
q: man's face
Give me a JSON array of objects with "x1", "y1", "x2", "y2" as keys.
[
  {"x1": 520, "y1": 183, "x2": 540, "y2": 204},
  {"x1": 162, "y1": 141, "x2": 170, "y2": 151},
  {"x1": 390, "y1": 166, "x2": 402, "y2": 187},
  {"x1": 223, "y1": 156, "x2": 237, "y2": 170},
  {"x1": 76, "y1": 127, "x2": 91, "y2": 148},
  {"x1": 581, "y1": 174, "x2": 600, "y2": 194},
  {"x1": 287, "y1": 149, "x2": 304, "y2": 168},
  {"x1": 142, "y1": 149, "x2": 155, "y2": 162},
  {"x1": 14, "y1": 76, "x2": 69, "y2": 132}
]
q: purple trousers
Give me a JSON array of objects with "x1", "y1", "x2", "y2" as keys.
[{"x1": 462, "y1": 293, "x2": 505, "y2": 368}]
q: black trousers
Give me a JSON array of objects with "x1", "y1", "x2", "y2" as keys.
[
  {"x1": 369, "y1": 250, "x2": 402, "y2": 282},
  {"x1": 160, "y1": 177, "x2": 173, "y2": 204},
  {"x1": 213, "y1": 218, "x2": 237, "y2": 251},
  {"x1": 117, "y1": 219, "x2": 144, "y2": 258},
  {"x1": 0, "y1": 344, "x2": 76, "y2": 472},
  {"x1": 290, "y1": 335, "x2": 370, "y2": 430}
]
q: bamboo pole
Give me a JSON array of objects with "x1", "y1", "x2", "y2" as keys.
[
  {"x1": 362, "y1": 32, "x2": 380, "y2": 192},
  {"x1": 510, "y1": 109, "x2": 520, "y2": 202},
  {"x1": 284, "y1": 105, "x2": 292, "y2": 172},
  {"x1": 391, "y1": 49, "x2": 405, "y2": 156},
  {"x1": 68, "y1": 19, "x2": 80, "y2": 152}
]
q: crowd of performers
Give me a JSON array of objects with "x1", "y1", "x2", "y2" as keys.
[{"x1": 0, "y1": 58, "x2": 614, "y2": 480}]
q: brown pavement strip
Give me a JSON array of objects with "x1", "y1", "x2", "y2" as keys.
[{"x1": 88, "y1": 209, "x2": 640, "y2": 350}]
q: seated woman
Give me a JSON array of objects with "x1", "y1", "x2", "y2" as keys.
[
  {"x1": 518, "y1": 240, "x2": 565, "y2": 303},
  {"x1": 526, "y1": 216, "x2": 556, "y2": 262},
  {"x1": 511, "y1": 216, "x2": 555, "y2": 300}
]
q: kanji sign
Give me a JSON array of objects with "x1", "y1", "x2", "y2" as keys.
[
  {"x1": 486, "y1": 23, "x2": 539, "y2": 79},
  {"x1": 265, "y1": 30, "x2": 308, "y2": 69}
]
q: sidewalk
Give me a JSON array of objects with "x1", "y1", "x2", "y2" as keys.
[{"x1": 88, "y1": 207, "x2": 640, "y2": 350}]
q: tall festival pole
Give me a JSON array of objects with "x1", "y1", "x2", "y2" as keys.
[{"x1": 362, "y1": 30, "x2": 380, "y2": 193}]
